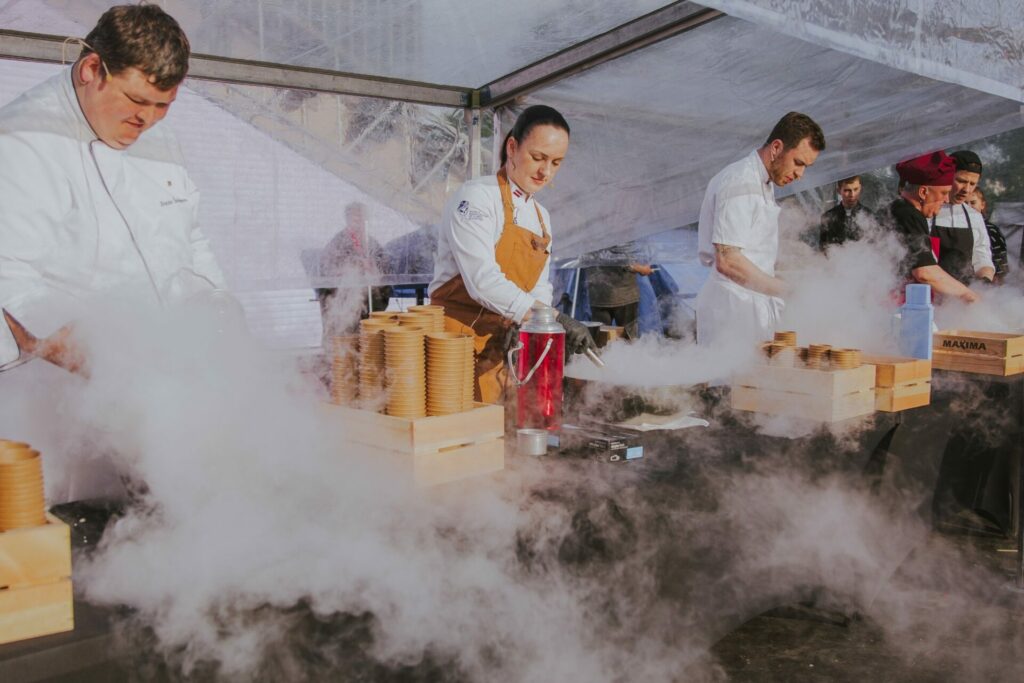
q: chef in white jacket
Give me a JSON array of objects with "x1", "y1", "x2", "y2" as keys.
[
  {"x1": 0, "y1": 5, "x2": 224, "y2": 503},
  {"x1": 695, "y1": 112, "x2": 825, "y2": 347},
  {"x1": 0, "y1": 4, "x2": 224, "y2": 374}
]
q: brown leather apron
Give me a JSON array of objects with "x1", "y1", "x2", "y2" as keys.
[{"x1": 430, "y1": 169, "x2": 551, "y2": 403}]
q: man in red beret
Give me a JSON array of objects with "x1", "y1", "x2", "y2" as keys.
[{"x1": 889, "y1": 151, "x2": 978, "y2": 303}]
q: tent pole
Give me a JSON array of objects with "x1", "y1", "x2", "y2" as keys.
[
  {"x1": 571, "y1": 267, "x2": 581, "y2": 318},
  {"x1": 468, "y1": 107, "x2": 482, "y2": 179},
  {"x1": 491, "y1": 110, "x2": 503, "y2": 175}
]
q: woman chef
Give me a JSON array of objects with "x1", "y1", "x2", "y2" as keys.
[{"x1": 428, "y1": 105, "x2": 595, "y2": 403}]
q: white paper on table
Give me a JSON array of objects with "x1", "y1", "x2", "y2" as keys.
[{"x1": 617, "y1": 411, "x2": 710, "y2": 432}]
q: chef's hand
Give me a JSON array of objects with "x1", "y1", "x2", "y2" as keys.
[
  {"x1": 2, "y1": 309, "x2": 88, "y2": 376},
  {"x1": 502, "y1": 322, "x2": 521, "y2": 354},
  {"x1": 629, "y1": 263, "x2": 654, "y2": 276},
  {"x1": 556, "y1": 312, "x2": 597, "y2": 355}
]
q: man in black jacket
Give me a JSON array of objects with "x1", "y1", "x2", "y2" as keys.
[
  {"x1": 818, "y1": 175, "x2": 875, "y2": 252},
  {"x1": 967, "y1": 188, "x2": 1009, "y2": 283}
]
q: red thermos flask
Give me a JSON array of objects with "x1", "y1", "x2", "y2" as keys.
[{"x1": 508, "y1": 303, "x2": 565, "y2": 431}]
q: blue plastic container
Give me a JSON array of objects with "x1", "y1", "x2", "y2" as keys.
[{"x1": 899, "y1": 284, "x2": 933, "y2": 359}]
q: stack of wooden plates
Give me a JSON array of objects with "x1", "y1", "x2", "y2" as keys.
[
  {"x1": 829, "y1": 348, "x2": 862, "y2": 369},
  {"x1": 329, "y1": 335, "x2": 359, "y2": 405},
  {"x1": 425, "y1": 332, "x2": 475, "y2": 415},
  {"x1": 0, "y1": 440, "x2": 46, "y2": 531},
  {"x1": 384, "y1": 327, "x2": 426, "y2": 418},
  {"x1": 359, "y1": 318, "x2": 397, "y2": 409},
  {"x1": 397, "y1": 311, "x2": 439, "y2": 332},
  {"x1": 806, "y1": 343, "x2": 832, "y2": 370},
  {"x1": 408, "y1": 305, "x2": 446, "y2": 333},
  {"x1": 773, "y1": 330, "x2": 797, "y2": 346}
]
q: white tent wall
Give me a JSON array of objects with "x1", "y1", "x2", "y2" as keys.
[
  {"x1": 701, "y1": 0, "x2": 1024, "y2": 104},
  {"x1": 513, "y1": 15, "x2": 1023, "y2": 258}
]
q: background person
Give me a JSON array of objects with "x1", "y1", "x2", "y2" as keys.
[
  {"x1": 818, "y1": 175, "x2": 876, "y2": 252},
  {"x1": 966, "y1": 188, "x2": 1008, "y2": 284},
  {"x1": 929, "y1": 150, "x2": 994, "y2": 284},
  {"x1": 316, "y1": 202, "x2": 392, "y2": 341},
  {"x1": 888, "y1": 151, "x2": 977, "y2": 303},
  {"x1": 695, "y1": 112, "x2": 825, "y2": 347},
  {"x1": 428, "y1": 105, "x2": 595, "y2": 403},
  {"x1": 585, "y1": 242, "x2": 653, "y2": 340}
]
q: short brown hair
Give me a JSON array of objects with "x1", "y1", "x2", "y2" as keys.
[
  {"x1": 80, "y1": 4, "x2": 190, "y2": 90},
  {"x1": 837, "y1": 175, "x2": 861, "y2": 186},
  {"x1": 765, "y1": 112, "x2": 826, "y2": 152}
]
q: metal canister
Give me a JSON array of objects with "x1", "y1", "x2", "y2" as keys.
[{"x1": 508, "y1": 303, "x2": 565, "y2": 431}]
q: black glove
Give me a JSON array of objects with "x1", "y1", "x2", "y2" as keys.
[
  {"x1": 502, "y1": 322, "x2": 521, "y2": 355},
  {"x1": 556, "y1": 312, "x2": 597, "y2": 355}
]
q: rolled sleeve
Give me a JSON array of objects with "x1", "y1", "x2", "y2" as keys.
[
  {"x1": 971, "y1": 219, "x2": 994, "y2": 272},
  {"x1": 711, "y1": 183, "x2": 762, "y2": 249},
  {"x1": 444, "y1": 185, "x2": 537, "y2": 322}
]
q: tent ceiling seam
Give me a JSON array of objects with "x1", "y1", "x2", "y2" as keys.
[
  {"x1": 478, "y1": 1, "x2": 723, "y2": 108},
  {"x1": 0, "y1": 28, "x2": 471, "y2": 108}
]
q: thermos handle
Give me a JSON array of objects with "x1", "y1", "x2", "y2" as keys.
[{"x1": 507, "y1": 338, "x2": 554, "y2": 388}]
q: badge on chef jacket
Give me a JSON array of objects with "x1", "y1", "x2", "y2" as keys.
[{"x1": 456, "y1": 200, "x2": 485, "y2": 220}]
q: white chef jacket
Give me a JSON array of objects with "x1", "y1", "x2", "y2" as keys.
[
  {"x1": 695, "y1": 149, "x2": 783, "y2": 347},
  {"x1": 0, "y1": 68, "x2": 225, "y2": 366},
  {"x1": 932, "y1": 203, "x2": 994, "y2": 273},
  {"x1": 429, "y1": 174, "x2": 554, "y2": 322}
]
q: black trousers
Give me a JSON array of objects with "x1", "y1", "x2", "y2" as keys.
[{"x1": 590, "y1": 302, "x2": 639, "y2": 340}]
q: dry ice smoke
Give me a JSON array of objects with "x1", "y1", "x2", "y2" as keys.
[{"x1": 2, "y1": 238, "x2": 1022, "y2": 681}]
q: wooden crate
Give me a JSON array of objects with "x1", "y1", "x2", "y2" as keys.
[
  {"x1": 861, "y1": 354, "x2": 932, "y2": 412},
  {"x1": 0, "y1": 514, "x2": 74, "y2": 645},
  {"x1": 323, "y1": 403, "x2": 504, "y2": 487},
  {"x1": 597, "y1": 326, "x2": 624, "y2": 347},
  {"x1": 932, "y1": 330, "x2": 1024, "y2": 376},
  {"x1": 731, "y1": 364, "x2": 875, "y2": 422}
]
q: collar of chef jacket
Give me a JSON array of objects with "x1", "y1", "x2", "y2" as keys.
[
  {"x1": 751, "y1": 149, "x2": 776, "y2": 205},
  {"x1": 508, "y1": 177, "x2": 538, "y2": 225}
]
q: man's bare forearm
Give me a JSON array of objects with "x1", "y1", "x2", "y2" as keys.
[
  {"x1": 911, "y1": 265, "x2": 978, "y2": 303},
  {"x1": 714, "y1": 245, "x2": 788, "y2": 298}
]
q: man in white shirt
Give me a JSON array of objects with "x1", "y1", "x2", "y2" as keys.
[
  {"x1": 695, "y1": 112, "x2": 825, "y2": 347},
  {"x1": 0, "y1": 4, "x2": 225, "y2": 374},
  {"x1": 929, "y1": 150, "x2": 995, "y2": 284}
]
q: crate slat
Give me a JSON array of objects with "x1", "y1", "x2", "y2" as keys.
[
  {"x1": 933, "y1": 330, "x2": 1024, "y2": 360},
  {"x1": 733, "y1": 364, "x2": 875, "y2": 398},
  {"x1": 731, "y1": 385, "x2": 875, "y2": 422},
  {"x1": 0, "y1": 578, "x2": 74, "y2": 645},
  {"x1": 0, "y1": 513, "x2": 74, "y2": 645},
  {"x1": 875, "y1": 381, "x2": 931, "y2": 412},
  {"x1": 0, "y1": 514, "x2": 71, "y2": 590},
  {"x1": 323, "y1": 402, "x2": 505, "y2": 487},
  {"x1": 861, "y1": 354, "x2": 932, "y2": 387},
  {"x1": 932, "y1": 349, "x2": 1024, "y2": 376}
]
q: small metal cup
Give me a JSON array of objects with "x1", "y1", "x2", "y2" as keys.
[{"x1": 517, "y1": 428, "x2": 549, "y2": 457}]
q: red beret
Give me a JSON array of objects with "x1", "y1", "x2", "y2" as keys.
[{"x1": 895, "y1": 151, "x2": 956, "y2": 186}]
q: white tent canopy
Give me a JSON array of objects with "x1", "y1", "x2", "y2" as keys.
[{"x1": 1, "y1": 0, "x2": 1022, "y2": 271}]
